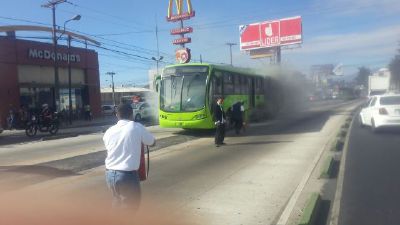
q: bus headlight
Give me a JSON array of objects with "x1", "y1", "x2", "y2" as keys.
[{"x1": 194, "y1": 114, "x2": 206, "y2": 120}]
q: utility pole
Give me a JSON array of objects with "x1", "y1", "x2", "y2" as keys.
[
  {"x1": 106, "y1": 72, "x2": 116, "y2": 106},
  {"x1": 67, "y1": 34, "x2": 72, "y2": 125},
  {"x1": 226, "y1": 42, "x2": 237, "y2": 66},
  {"x1": 153, "y1": 17, "x2": 163, "y2": 76},
  {"x1": 155, "y1": 15, "x2": 160, "y2": 66},
  {"x1": 42, "y1": 0, "x2": 66, "y2": 112}
]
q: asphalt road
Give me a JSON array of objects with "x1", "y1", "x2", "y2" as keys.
[
  {"x1": 0, "y1": 100, "x2": 359, "y2": 225},
  {"x1": 0, "y1": 99, "x2": 360, "y2": 225},
  {"x1": 339, "y1": 112, "x2": 400, "y2": 225}
]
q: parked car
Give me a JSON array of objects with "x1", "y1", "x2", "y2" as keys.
[
  {"x1": 132, "y1": 102, "x2": 157, "y2": 122},
  {"x1": 0, "y1": 124, "x2": 3, "y2": 134},
  {"x1": 101, "y1": 105, "x2": 116, "y2": 116},
  {"x1": 359, "y1": 94, "x2": 400, "y2": 132}
]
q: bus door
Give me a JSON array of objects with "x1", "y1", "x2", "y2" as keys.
[{"x1": 209, "y1": 71, "x2": 223, "y2": 114}]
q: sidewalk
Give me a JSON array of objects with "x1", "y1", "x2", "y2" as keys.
[{"x1": 59, "y1": 115, "x2": 117, "y2": 129}]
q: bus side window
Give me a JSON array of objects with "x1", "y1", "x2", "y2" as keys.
[
  {"x1": 234, "y1": 74, "x2": 241, "y2": 94},
  {"x1": 213, "y1": 71, "x2": 223, "y2": 96},
  {"x1": 250, "y1": 77, "x2": 255, "y2": 108},
  {"x1": 223, "y1": 72, "x2": 234, "y2": 95}
]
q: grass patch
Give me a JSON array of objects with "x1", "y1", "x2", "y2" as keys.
[
  {"x1": 320, "y1": 156, "x2": 334, "y2": 179},
  {"x1": 299, "y1": 193, "x2": 321, "y2": 225}
]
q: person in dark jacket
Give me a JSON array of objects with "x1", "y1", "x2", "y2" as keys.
[
  {"x1": 213, "y1": 97, "x2": 226, "y2": 147},
  {"x1": 231, "y1": 101, "x2": 244, "y2": 135}
]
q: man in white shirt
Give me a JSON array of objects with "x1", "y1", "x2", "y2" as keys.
[{"x1": 103, "y1": 103, "x2": 155, "y2": 209}]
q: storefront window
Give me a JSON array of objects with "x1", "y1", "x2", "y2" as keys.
[
  {"x1": 59, "y1": 88, "x2": 83, "y2": 118},
  {"x1": 20, "y1": 87, "x2": 53, "y2": 111}
]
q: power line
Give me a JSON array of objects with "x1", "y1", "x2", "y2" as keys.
[
  {"x1": 57, "y1": 8, "x2": 154, "y2": 33},
  {"x1": 0, "y1": 15, "x2": 174, "y2": 59}
]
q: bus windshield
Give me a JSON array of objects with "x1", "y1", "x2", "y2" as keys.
[{"x1": 160, "y1": 66, "x2": 208, "y2": 112}]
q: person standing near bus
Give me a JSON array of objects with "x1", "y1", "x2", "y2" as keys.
[
  {"x1": 103, "y1": 103, "x2": 156, "y2": 209},
  {"x1": 231, "y1": 101, "x2": 245, "y2": 135},
  {"x1": 214, "y1": 97, "x2": 226, "y2": 147}
]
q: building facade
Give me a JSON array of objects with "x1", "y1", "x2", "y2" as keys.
[{"x1": 0, "y1": 36, "x2": 101, "y2": 127}]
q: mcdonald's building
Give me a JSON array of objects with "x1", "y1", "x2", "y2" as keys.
[{"x1": 0, "y1": 26, "x2": 101, "y2": 127}]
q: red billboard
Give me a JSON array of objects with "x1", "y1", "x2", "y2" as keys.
[
  {"x1": 240, "y1": 16, "x2": 302, "y2": 51},
  {"x1": 260, "y1": 20, "x2": 280, "y2": 48}
]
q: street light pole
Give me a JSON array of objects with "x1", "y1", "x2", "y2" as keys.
[
  {"x1": 42, "y1": 0, "x2": 66, "y2": 112},
  {"x1": 63, "y1": 15, "x2": 81, "y2": 125},
  {"x1": 151, "y1": 56, "x2": 164, "y2": 76},
  {"x1": 226, "y1": 42, "x2": 237, "y2": 66},
  {"x1": 106, "y1": 72, "x2": 116, "y2": 106}
]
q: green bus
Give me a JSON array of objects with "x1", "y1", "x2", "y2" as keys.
[{"x1": 159, "y1": 63, "x2": 266, "y2": 129}]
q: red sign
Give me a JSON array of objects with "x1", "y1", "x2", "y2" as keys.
[
  {"x1": 240, "y1": 16, "x2": 302, "y2": 51},
  {"x1": 279, "y1": 17, "x2": 302, "y2": 46},
  {"x1": 171, "y1": 27, "x2": 193, "y2": 35},
  {"x1": 173, "y1": 37, "x2": 191, "y2": 45},
  {"x1": 167, "y1": 11, "x2": 195, "y2": 22},
  {"x1": 239, "y1": 23, "x2": 260, "y2": 50},
  {"x1": 175, "y1": 48, "x2": 191, "y2": 64}
]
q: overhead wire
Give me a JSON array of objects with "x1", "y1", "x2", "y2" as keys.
[{"x1": 1, "y1": 1, "x2": 395, "y2": 69}]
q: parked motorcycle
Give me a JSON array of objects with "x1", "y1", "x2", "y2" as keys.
[{"x1": 25, "y1": 112, "x2": 59, "y2": 137}]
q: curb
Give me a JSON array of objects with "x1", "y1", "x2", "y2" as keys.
[
  {"x1": 41, "y1": 133, "x2": 79, "y2": 141},
  {"x1": 333, "y1": 138, "x2": 345, "y2": 152},
  {"x1": 295, "y1": 112, "x2": 355, "y2": 225},
  {"x1": 337, "y1": 129, "x2": 347, "y2": 139},
  {"x1": 329, "y1": 114, "x2": 355, "y2": 225},
  {"x1": 299, "y1": 193, "x2": 321, "y2": 225}
]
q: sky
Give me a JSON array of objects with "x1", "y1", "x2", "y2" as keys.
[{"x1": 0, "y1": 0, "x2": 399, "y2": 87}]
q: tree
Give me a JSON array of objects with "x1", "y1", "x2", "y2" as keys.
[
  {"x1": 355, "y1": 66, "x2": 371, "y2": 88},
  {"x1": 389, "y1": 45, "x2": 400, "y2": 90}
]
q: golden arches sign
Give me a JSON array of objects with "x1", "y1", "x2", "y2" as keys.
[{"x1": 167, "y1": 0, "x2": 193, "y2": 19}]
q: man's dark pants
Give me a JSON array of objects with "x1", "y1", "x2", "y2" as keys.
[
  {"x1": 233, "y1": 118, "x2": 243, "y2": 134},
  {"x1": 215, "y1": 123, "x2": 225, "y2": 145}
]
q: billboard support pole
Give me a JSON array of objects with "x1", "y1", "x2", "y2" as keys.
[{"x1": 276, "y1": 47, "x2": 281, "y2": 64}]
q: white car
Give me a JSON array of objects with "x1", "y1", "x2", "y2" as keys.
[
  {"x1": 101, "y1": 105, "x2": 116, "y2": 116},
  {"x1": 132, "y1": 102, "x2": 157, "y2": 122},
  {"x1": 359, "y1": 94, "x2": 400, "y2": 132}
]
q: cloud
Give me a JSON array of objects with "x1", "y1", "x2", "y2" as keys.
[
  {"x1": 290, "y1": 24, "x2": 399, "y2": 57},
  {"x1": 312, "y1": 0, "x2": 400, "y2": 16}
]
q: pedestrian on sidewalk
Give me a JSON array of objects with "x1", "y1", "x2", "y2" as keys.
[
  {"x1": 84, "y1": 104, "x2": 92, "y2": 121},
  {"x1": 7, "y1": 107, "x2": 16, "y2": 130},
  {"x1": 214, "y1": 97, "x2": 226, "y2": 147},
  {"x1": 103, "y1": 103, "x2": 156, "y2": 210}
]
